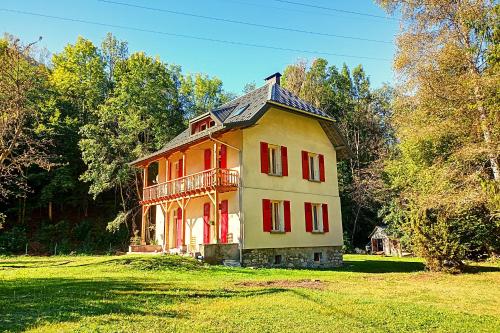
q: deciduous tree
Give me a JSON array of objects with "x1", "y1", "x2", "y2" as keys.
[{"x1": 377, "y1": 0, "x2": 500, "y2": 271}]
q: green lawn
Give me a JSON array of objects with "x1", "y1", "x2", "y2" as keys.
[{"x1": 0, "y1": 255, "x2": 499, "y2": 333}]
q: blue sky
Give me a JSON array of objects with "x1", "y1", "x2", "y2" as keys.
[{"x1": 0, "y1": 0, "x2": 399, "y2": 94}]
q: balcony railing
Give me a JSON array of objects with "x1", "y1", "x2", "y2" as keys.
[{"x1": 142, "y1": 168, "x2": 239, "y2": 203}]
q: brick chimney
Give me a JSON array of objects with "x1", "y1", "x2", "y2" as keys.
[{"x1": 264, "y1": 72, "x2": 281, "y2": 85}]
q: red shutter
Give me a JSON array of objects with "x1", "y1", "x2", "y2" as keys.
[
  {"x1": 203, "y1": 202, "x2": 211, "y2": 244},
  {"x1": 204, "y1": 149, "x2": 211, "y2": 170},
  {"x1": 168, "y1": 161, "x2": 172, "y2": 181},
  {"x1": 220, "y1": 200, "x2": 228, "y2": 243},
  {"x1": 319, "y1": 154, "x2": 325, "y2": 182},
  {"x1": 281, "y1": 146, "x2": 288, "y2": 176},
  {"x1": 176, "y1": 207, "x2": 183, "y2": 247},
  {"x1": 177, "y1": 158, "x2": 183, "y2": 178},
  {"x1": 304, "y1": 202, "x2": 313, "y2": 232},
  {"x1": 322, "y1": 203, "x2": 329, "y2": 232},
  {"x1": 260, "y1": 142, "x2": 269, "y2": 174},
  {"x1": 284, "y1": 200, "x2": 291, "y2": 232},
  {"x1": 220, "y1": 145, "x2": 227, "y2": 169},
  {"x1": 301, "y1": 151, "x2": 309, "y2": 180},
  {"x1": 262, "y1": 199, "x2": 272, "y2": 232}
]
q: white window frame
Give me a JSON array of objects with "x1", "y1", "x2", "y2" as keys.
[
  {"x1": 268, "y1": 145, "x2": 282, "y2": 176},
  {"x1": 311, "y1": 203, "x2": 323, "y2": 232},
  {"x1": 308, "y1": 153, "x2": 320, "y2": 181},
  {"x1": 271, "y1": 200, "x2": 284, "y2": 232}
]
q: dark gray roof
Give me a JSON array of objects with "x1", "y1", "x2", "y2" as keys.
[
  {"x1": 131, "y1": 81, "x2": 348, "y2": 166},
  {"x1": 271, "y1": 84, "x2": 332, "y2": 119}
]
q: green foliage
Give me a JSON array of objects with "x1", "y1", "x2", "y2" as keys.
[
  {"x1": 376, "y1": 0, "x2": 500, "y2": 271},
  {"x1": 80, "y1": 51, "x2": 184, "y2": 200},
  {"x1": 0, "y1": 226, "x2": 27, "y2": 253},
  {"x1": 1, "y1": 33, "x2": 234, "y2": 253},
  {"x1": 180, "y1": 73, "x2": 232, "y2": 117},
  {"x1": 50, "y1": 36, "x2": 107, "y2": 123}
]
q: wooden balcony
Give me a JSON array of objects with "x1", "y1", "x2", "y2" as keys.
[{"x1": 141, "y1": 168, "x2": 239, "y2": 204}]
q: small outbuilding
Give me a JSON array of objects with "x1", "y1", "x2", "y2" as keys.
[{"x1": 368, "y1": 226, "x2": 402, "y2": 256}]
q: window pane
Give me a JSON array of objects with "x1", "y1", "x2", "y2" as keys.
[
  {"x1": 272, "y1": 202, "x2": 280, "y2": 230},
  {"x1": 312, "y1": 205, "x2": 318, "y2": 230}
]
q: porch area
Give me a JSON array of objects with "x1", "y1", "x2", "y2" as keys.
[
  {"x1": 130, "y1": 168, "x2": 240, "y2": 257},
  {"x1": 130, "y1": 130, "x2": 242, "y2": 255}
]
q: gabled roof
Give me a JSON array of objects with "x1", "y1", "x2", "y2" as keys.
[{"x1": 131, "y1": 78, "x2": 350, "y2": 166}]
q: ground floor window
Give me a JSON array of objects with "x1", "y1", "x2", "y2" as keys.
[
  {"x1": 311, "y1": 203, "x2": 323, "y2": 232},
  {"x1": 271, "y1": 201, "x2": 284, "y2": 232}
]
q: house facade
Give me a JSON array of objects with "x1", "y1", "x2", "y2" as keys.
[{"x1": 130, "y1": 73, "x2": 349, "y2": 268}]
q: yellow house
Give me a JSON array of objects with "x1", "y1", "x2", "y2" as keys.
[{"x1": 130, "y1": 73, "x2": 349, "y2": 268}]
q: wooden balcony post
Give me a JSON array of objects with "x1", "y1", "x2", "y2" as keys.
[
  {"x1": 143, "y1": 165, "x2": 149, "y2": 189},
  {"x1": 141, "y1": 205, "x2": 147, "y2": 245},
  {"x1": 181, "y1": 198, "x2": 186, "y2": 248}
]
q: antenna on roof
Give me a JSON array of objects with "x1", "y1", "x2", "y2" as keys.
[{"x1": 264, "y1": 72, "x2": 281, "y2": 86}]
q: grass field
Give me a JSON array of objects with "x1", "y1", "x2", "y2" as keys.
[{"x1": 0, "y1": 254, "x2": 499, "y2": 333}]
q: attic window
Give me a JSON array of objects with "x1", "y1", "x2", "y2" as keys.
[
  {"x1": 191, "y1": 117, "x2": 214, "y2": 135},
  {"x1": 232, "y1": 104, "x2": 249, "y2": 117}
]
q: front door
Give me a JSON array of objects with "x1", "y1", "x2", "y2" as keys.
[
  {"x1": 220, "y1": 200, "x2": 228, "y2": 243},
  {"x1": 203, "y1": 203, "x2": 211, "y2": 244}
]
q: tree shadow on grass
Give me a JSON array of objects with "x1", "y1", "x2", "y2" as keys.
[
  {"x1": 337, "y1": 259, "x2": 426, "y2": 273},
  {"x1": 335, "y1": 259, "x2": 500, "y2": 274},
  {"x1": 0, "y1": 277, "x2": 285, "y2": 332}
]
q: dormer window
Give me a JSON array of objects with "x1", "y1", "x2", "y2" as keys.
[{"x1": 190, "y1": 116, "x2": 216, "y2": 135}]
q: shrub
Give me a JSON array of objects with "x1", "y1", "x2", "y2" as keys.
[
  {"x1": 408, "y1": 207, "x2": 500, "y2": 272},
  {"x1": 0, "y1": 226, "x2": 28, "y2": 254}
]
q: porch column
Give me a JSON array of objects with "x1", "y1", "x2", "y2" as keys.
[
  {"x1": 141, "y1": 165, "x2": 149, "y2": 245},
  {"x1": 181, "y1": 198, "x2": 186, "y2": 248},
  {"x1": 163, "y1": 202, "x2": 173, "y2": 251},
  {"x1": 143, "y1": 165, "x2": 149, "y2": 188},
  {"x1": 214, "y1": 190, "x2": 219, "y2": 243},
  {"x1": 141, "y1": 205, "x2": 151, "y2": 245}
]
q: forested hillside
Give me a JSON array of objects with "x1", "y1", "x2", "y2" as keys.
[{"x1": 0, "y1": 33, "x2": 233, "y2": 254}]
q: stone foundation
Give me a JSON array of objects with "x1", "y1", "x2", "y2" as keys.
[
  {"x1": 241, "y1": 246, "x2": 343, "y2": 268},
  {"x1": 199, "y1": 243, "x2": 240, "y2": 264},
  {"x1": 129, "y1": 244, "x2": 163, "y2": 253}
]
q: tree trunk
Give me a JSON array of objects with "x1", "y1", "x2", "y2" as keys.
[
  {"x1": 474, "y1": 84, "x2": 499, "y2": 180},
  {"x1": 48, "y1": 201, "x2": 52, "y2": 221}
]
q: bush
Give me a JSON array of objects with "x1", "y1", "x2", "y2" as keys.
[
  {"x1": 410, "y1": 207, "x2": 500, "y2": 272},
  {"x1": 0, "y1": 226, "x2": 28, "y2": 254}
]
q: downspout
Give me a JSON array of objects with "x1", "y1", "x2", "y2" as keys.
[{"x1": 208, "y1": 132, "x2": 244, "y2": 264}]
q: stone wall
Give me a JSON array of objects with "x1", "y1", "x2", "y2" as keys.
[
  {"x1": 241, "y1": 246, "x2": 343, "y2": 268},
  {"x1": 199, "y1": 243, "x2": 240, "y2": 264}
]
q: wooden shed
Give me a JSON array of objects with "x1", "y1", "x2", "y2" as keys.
[{"x1": 368, "y1": 226, "x2": 402, "y2": 256}]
